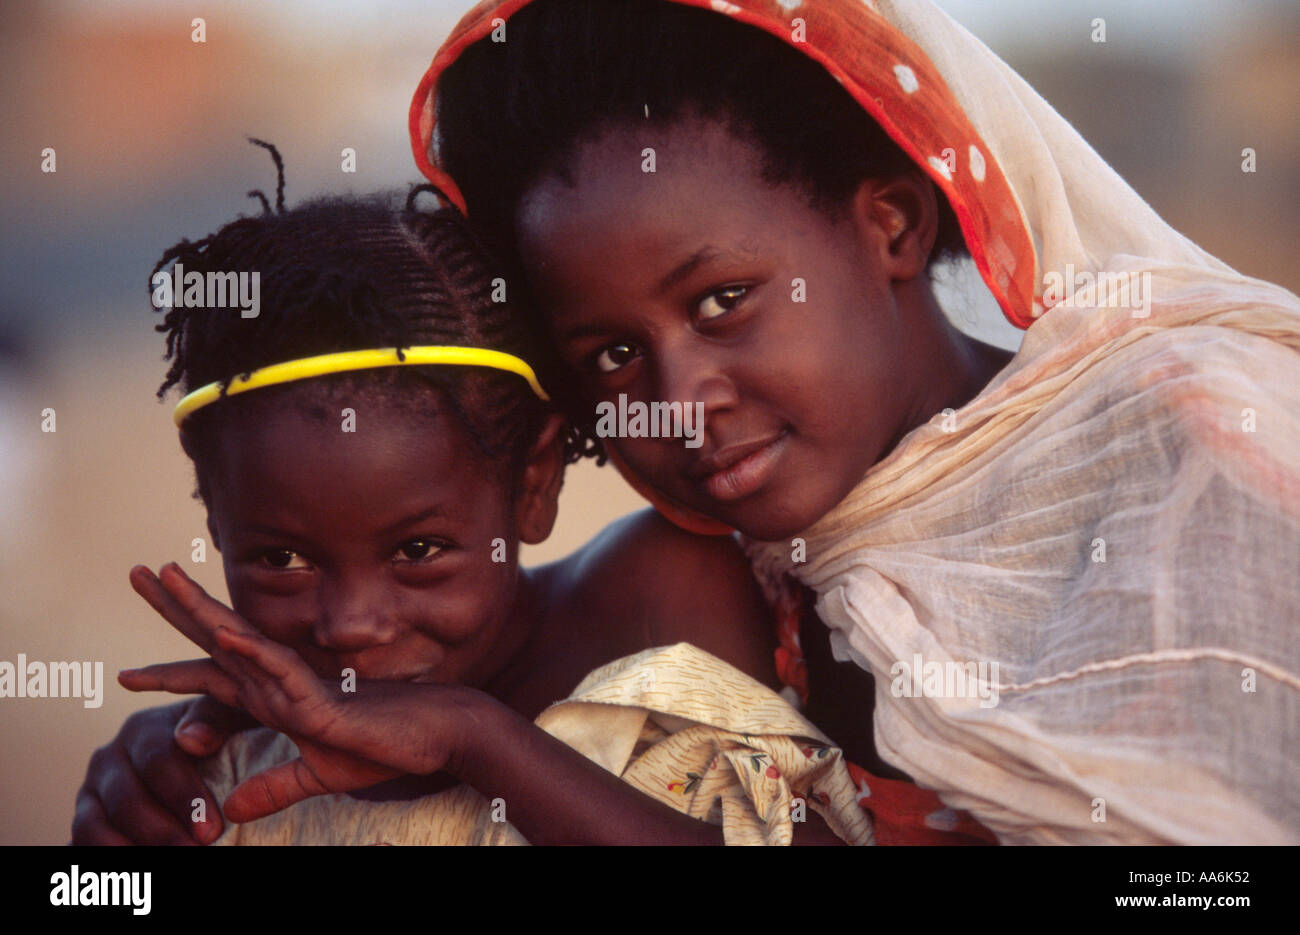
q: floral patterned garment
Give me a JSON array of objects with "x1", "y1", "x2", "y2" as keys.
[
  {"x1": 771, "y1": 575, "x2": 999, "y2": 845},
  {"x1": 202, "y1": 644, "x2": 877, "y2": 845}
]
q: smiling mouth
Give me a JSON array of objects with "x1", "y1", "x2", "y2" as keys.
[{"x1": 688, "y1": 431, "x2": 789, "y2": 502}]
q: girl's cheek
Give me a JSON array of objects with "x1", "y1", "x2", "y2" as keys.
[{"x1": 411, "y1": 567, "x2": 511, "y2": 645}]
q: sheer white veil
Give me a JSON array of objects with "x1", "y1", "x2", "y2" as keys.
[{"x1": 742, "y1": 0, "x2": 1300, "y2": 844}]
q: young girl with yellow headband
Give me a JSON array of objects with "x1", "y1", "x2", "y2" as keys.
[{"x1": 108, "y1": 147, "x2": 876, "y2": 845}]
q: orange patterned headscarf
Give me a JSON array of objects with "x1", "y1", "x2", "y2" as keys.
[{"x1": 410, "y1": 0, "x2": 1037, "y2": 330}]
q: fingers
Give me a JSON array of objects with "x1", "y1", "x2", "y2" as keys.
[
  {"x1": 129, "y1": 565, "x2": 222, "y2": 655},
  {"x1": 129, "y1": 564, "x2": 254, "y2": 656},
  {"x1": 175, "y1": 696, "x2": 258, "y2": 757},
  {"x1": 119, "y1": 659, "x2": 242, "y2": 708},
  {"x1": 122, "y1": 708, "x2": 225, "y2": 844},
  {"x1": 160, "y1": 563, "x2": 258, "y2": 637},
  {"x1": 130, "y1": 563, "x2": 327, "y2": 714},
  {"x1": 71, "y1": 791, "x2": 137, "y2": 846},
  {"x1": 72, "y1": 706, "x2": 217, "y2": 846},
  {"x1": 96, "y1": 766, "x2": 198, "y2": 846},
  {"x1": 224, "y1": 758, "x2": 327, "y2": 823},
  {"x1": 214, "y1": 626, "x2": 302, "y2": 685}
]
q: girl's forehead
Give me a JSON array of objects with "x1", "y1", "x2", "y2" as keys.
[
  {"x1": 519, "y1": 126, "x2": 832, "y2": 282},
  {"x1": 207, "y1": 398, "x2": 503, "y2": 526},
  {"x1": 208, "y1": 385, "x2": 466, "y2": 478},
  {"x1": 577, "y1": 114, "x2": 748, "y2": 159},
  {"x1": 524, "y1": 121, "x2": 775, "y2": 228}
]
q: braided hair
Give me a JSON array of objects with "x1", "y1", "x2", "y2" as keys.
[
  {"x1": 433, "y1": 0, "x2": 969, "y2": 452},
  {"x1": 153, "y1": 141, "x2": 591, "y2": 504}
]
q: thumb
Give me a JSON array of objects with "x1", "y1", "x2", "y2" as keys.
[
  {"x1": 174, "y1": 696, "x2": 254, "y2": 757},
  {"x1": 223, "y1": 758, "x2": 327, "y2": 823}
]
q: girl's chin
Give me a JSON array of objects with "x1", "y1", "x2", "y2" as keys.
[
  {"x1": 716, "y1": 491, "x2": 827, "y2": 544},
  {"x1": 730, "y1": 517, "x2": 811, "y2": 544}
]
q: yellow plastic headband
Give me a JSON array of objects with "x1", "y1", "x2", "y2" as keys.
[{"x1": 172, "y1": 346, "x2": 549, "y2": 427}]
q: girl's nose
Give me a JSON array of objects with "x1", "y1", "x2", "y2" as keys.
[
  {"x1": 312, "y1": 574, "x2": 401, "y2": 652},
  {"x1": 655, "y1": 337, "x2": 740, "y2": 430}
]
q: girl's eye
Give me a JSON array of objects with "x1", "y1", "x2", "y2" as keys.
[
  {"x1": 260, "y1": 549, "x2": 308, "y2": 570},
  {"x1": 696, "y1": 286, "x2": 747, "y2": 322},
  {"x1": 593, "y1": 342, "x2": 642, "y2": 374},
  {"x1": 395, "y1": 539, "x2": 443, "y2": 563}
]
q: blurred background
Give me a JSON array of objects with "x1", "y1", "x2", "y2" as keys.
[{"x1": 1, "y1": 0, "x2": 1296, "y2": 844}]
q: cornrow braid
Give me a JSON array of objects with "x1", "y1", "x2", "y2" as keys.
[{"x1": 152, "y1": 143, "x2": 591, "y2": 507}]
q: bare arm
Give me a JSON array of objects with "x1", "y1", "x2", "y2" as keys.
[{"x1": 452, "y1": 690, "x2": 844, "y2": 845}]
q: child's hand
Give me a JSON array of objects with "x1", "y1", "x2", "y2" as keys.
[
  {"x1": 120, "y1": 563, "x2": 477, "y2": 822},
  {"x1": 70, "y1": 697, "x2": 252, "y2": 845}
]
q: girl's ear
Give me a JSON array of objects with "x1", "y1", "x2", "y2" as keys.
[
  {"x1": 850, "y1": 169, "x2": 939, "y2": 283},
  {"x1": 513, "y1": 413, "x2": 568, "y2": 545}
]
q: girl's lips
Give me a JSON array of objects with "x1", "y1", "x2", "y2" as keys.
[{"x1": 697, "y1": 432, "x2": 789, "y2": 502}]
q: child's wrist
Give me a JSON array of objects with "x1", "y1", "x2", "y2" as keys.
[{"x1": 415, "y1": 684, "x2": 515, "y2": 779}]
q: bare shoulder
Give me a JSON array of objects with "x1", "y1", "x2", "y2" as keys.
[{"x1": 549, "y1": 508, "x2": 779, "y2": 687}]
